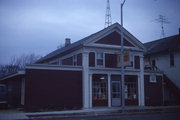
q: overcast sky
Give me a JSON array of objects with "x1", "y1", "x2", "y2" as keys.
[{"x1": 0, "y1": 0, "x2": 180, "y2": 65}]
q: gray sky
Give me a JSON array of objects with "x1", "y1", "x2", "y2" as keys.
[{"x1": 0, "y1": 0, "x2": 180, "y2": 65}]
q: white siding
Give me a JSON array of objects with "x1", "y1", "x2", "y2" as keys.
[{"x1": 150, "y1": 50, "x2": 180, "y2": 88}]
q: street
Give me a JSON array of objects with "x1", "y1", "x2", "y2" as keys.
[{"x1": 33, "y1": 112, "x2": 180, "y2": 120}]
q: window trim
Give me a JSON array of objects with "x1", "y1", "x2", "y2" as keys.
[{"x1": 96, "y1": 52, "x2": 104, "y2": 67}]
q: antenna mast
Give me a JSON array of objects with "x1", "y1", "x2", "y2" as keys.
[
  {"x1": 155, "y1": 15, "x2": 170, "y2": 38},
  {"x1": 105, "y1": 0, "x2": 112, "y2": 28}
]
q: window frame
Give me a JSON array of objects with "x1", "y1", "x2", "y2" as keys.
[
  {"x1": 125, "y1": 81, "x2": 137, "y2": 100},
  {"x1": 96, "y1": 52, "x2": 104, "y2": 67}
]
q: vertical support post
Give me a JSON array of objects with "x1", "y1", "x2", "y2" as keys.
[
  {"x1": 120, "y1": 32, "x2": 125, "y2": 108},
  {"x1": 89, "y1": 74, "x2": 92, "y2": 108},
  {"x1": 162, "y1": 75, "x2": 165, "y2": 106},
  {"x1": 21, "y1": 78, "x2": 25, "y2": 105},
  {"x1": 120, "y1": 0, "x2": 126, "y2": 109},
  {"x1": 82, "y1": 51, "x2": 90, "y2": 109},
  {"x1": 121, "y1": 4, "x2": 123, "y2": 26},
  {"x1": 138, "y1": 55, "x2": 145, "y2": 106},
  {"x1": 108, "y1": 74, "x2": 111, "y2": 107}
]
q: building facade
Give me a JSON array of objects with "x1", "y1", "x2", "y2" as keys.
[{"x1": 1, "y1": 23, "x2": 164, "y2": 109}]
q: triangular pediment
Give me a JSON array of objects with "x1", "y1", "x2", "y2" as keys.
[
  {"x1": 83, "y1": 23, "x2": 145, "y2": 51},
  {"x1": 95, "y1": 31, "x2": 135, "y2": 47}
]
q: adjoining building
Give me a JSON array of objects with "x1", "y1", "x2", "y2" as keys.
[
  {"x1": 144, "y1": 30, "x2": 180, "y2": 105},
  {"x1": 0, "y1": 23, "x2": 165, "y2": 110}
]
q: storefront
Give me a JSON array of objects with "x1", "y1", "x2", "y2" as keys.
[{"x1": 92, "y1": 74, "x2": 138, "y2": 107}]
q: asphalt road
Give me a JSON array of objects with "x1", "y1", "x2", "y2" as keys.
[{"x1": 33, "y1": 112, "x2": 180, "y2": 120}]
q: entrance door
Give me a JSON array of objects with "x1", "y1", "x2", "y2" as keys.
[{"x1": 111, "y1": 75, "x2": 121, "y2": 106}]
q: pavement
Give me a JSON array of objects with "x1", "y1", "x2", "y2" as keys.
[{"x1": 0, "y1": 106, "x2": 180, "y2": 120}]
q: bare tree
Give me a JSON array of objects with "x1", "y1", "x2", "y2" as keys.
[
  {"x1": 10, "y1": 53, "x2": 41, "y2": 69},
  {"x1": 0, "y1": 53, "x2": 41, "y2": 77}
]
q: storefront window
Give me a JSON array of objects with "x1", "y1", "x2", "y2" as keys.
[
  {"x1": 125, "y1": 81, "x2": 137, "y2": 100},
  {"x1": 92, "y1": 74, "x2": 108, "y2": 100}
]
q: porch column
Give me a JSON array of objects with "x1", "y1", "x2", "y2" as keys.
[
  {"x1": 82, "y1": 51, "x2": 90, "y2": 109},
  {"x1": 138, "y1": 55, "x2": 145, "y2": 106},
  {"x1": 108, "y1": 74, "x2": 111, "y2": 107},
  {"x1": 89, "y1": 74, "x2": 92, "y2": 108}
]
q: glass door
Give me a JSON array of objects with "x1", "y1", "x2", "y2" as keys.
[{"x1": 111, "y1": 75, "x2": 121, "y2": 106}]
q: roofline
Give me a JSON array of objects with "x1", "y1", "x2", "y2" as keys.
[
  {"x1": 37, "y1": 44, "x2": 83, "y2": 63},
  {"x1": 37, "y1": 22, "x2": 145, "y2": 63},
  {"x1": 144, "y1": 34, "x2": 179, "y2": 44},
  {"x1": 0, "y1": 71, "x2": 25, "y2": 81}
]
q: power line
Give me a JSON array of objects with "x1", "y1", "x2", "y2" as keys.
[{"x1": 105, "y1": 0, "x2": 112, "y2": 28}]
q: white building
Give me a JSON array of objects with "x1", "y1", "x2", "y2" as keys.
[{"x1": 144, "y1": 30, "x2": 180, "y2": 105}]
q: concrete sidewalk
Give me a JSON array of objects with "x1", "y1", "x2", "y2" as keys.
[
  {"x1": 0, "y1": 109, "x2": 28, "y2": 120},
  {"x1": 0, "y1": 106, "x2": 180, "y2": 120}
]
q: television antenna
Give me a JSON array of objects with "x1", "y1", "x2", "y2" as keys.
[{"x1": 155, "y1": 15, "x2": 170, "y2": 38}]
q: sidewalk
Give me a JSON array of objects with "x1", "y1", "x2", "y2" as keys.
[
  {"x1": 0, "y1": 106, "x2": 180, "y2": 120},
  {"x1": 0, "y1": 109, "x2": 28, "y2": 120}
]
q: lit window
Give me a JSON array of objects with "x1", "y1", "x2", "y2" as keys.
[
  {"x1": 125, "y1": 81, "x2": 137, "y2": 100},
  {"x1": 92, "y1": 74, "x2": 108, "y2": 100}
]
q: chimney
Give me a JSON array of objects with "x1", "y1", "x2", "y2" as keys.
[{"x1": 65, "y1": 38, "x2": 71, "y2": 47}]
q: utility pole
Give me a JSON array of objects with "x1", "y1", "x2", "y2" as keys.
[
  {"x1": 121, "y1": 0, "x2": 126, "y2": 26},
  {"x1": 120, "y1": 0, "x2": 126, "y2": 110},
  {"x1": 105, "y1": 0, "x2": 112, "y2": 28},
  {"x1": 155, "y1": 15, "x2": 170, "y2": 38}
]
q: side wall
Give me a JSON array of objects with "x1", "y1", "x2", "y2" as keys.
[
  {"x1": 149, "y1": 51, "x2": 180, "y2": 88},
  {"x1": 25, "y1": 69, "x2": 82, "y2": 110}
]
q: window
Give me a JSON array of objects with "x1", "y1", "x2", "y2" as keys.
[
  {"x1": 92, "y1": 74, "x2": 108, "y2": 100},
  {"x1": 152, "y1": 60, "x2": 156, "y2": 67},
  {"x1": 117, "y1": 52, "x2": 131, "y2": 67},
  {"x1": 134, "y1": 56, "x2": 140, "y2": 69},
  {"x1": 49, "y1": 60, "x2": 59, "y2": 65},
  {"x1": 96, "y1": 52, "x2": 104, "y2": 66},
  {"x1": 73, "y1": 55, "x2": 77, "y2": 66},
  {"x1": 170, "y1": 52, "x2": 174, "y2": 66},
  {"x1": 125, "y1": 81, "x2": 137, "y2": 100}
]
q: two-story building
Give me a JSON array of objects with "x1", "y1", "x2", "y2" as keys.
[
  {"x1": 0, "y1": 23, "x2": 164, "y2": 110},
  {"x1": 144, "y1": 30, "x2": 180, "y2": 105}
]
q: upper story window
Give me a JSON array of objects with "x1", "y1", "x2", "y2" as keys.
[
  {"x1": 170, "y1": 52, "x2": 174, "y2": 67},
  {"x1": 73, "y1": 55, "x2": 77, "y2": 66},
  {"x1": 96, "y1": 52, "x2": 104, "y2": 66},
  {"x1": 61, "y1": 53, "x2": 82, "y2": 66},
  {"x1": 152, "y1": 60, "x2": 156, "y2": 67},
  {"x1": 134, "y1": 56, "x2": 140, "y2": 69},
  {"x1": 49, "y1": 59, "x2": 59, "y2": 65}
]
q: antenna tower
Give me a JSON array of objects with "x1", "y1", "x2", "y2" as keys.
[
  {"x1": 155, "y1": 15, "x2": 170, "y2": 38},
  {"x1": 105, "y1": 0, "x2": 112, "y2": 28}
]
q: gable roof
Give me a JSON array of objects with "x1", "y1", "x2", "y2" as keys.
[
  {"x1": 144, "y1": 35, "x2": 180, "y2": 55},
  {"x1": 37, "y1": 23, "x2": 144, "y2": 63}
]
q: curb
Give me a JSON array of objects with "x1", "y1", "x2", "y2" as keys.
[{"x1": 26, "y1": 107, "x2": 180, "y2": 119}]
